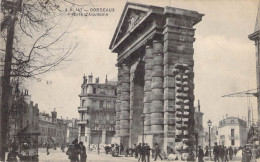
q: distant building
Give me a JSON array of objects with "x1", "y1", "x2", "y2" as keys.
[
  {"x1": 8, "y1": 89, "x2": 40, "y2": 145},
  {"x1": 78, "y1": 74, "x2": 117, "y2": 147},
  {"x1": 66, "y1": 118, "x2": 79, "y2": 144},
  {"x1": 216, "y1": 116, "x2": 247, "y2": 148},
  {"x1": 38, "y1": 110, "x2": 67, "y2": 147}
]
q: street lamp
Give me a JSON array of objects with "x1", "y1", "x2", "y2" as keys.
[
  {"x1": 140, "y1": 114, "x2": 145, "y2": 162},
  {"x1": 98, "y1": 127, "x2": 102, "y2": 154},
  {"x1": 140, "y1": 114, "x2": 145, "y2": 144},
  {"x1": 207, "y1": 119, "x2": 212, "y2": 161}
]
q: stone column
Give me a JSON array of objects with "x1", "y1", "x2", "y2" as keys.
[
  {"x1": 102, "y1": 130, "x2": 106, "y2": 144},
  {"x1": 151, "y1": 39, "x2": 164, "y2": 133},
  {"x1": 129, "y1": 68, "x2": 135, "y2": 146},
  {"x1": 144, "y1": 42, "x2": 153, "y2": 133},
  {"x1": 115, "y1": 66, "x2": 122, "y2": 136},
  {"x1": 120, "y1": 64, "x2": 130, "y2": 137}
]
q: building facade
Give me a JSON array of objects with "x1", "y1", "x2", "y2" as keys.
[
  {"x1": 216, "y1": 116, "x2": 247, "y2": 148},
  {"x1": 109, "y1": 2, "x2": 204, "y2": 158},
  {"x1": 38, "y1": 110, "x2": 67, "y2": 147},
  {"x1": 78, "y1": 74, "x2": 117, "y2": 147},
  {"x1": 8, "y1": 90, "x2": 40, "y2": 145}
]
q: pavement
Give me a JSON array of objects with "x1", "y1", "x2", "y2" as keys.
[
  {"x1": 4, "y1": 148, "x2": 255, "y2": 162},
  {"x1": 38, "y1": 148, "x2": 244, "y2": 162}
]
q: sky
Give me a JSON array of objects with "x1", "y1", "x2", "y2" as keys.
[{"x1": 24, "y1": 0, "x2": 259, "y2": 127}]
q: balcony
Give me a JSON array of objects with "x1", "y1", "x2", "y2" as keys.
[
  {"x1": 77, "y1": 120, "x2": 89, "y2": 125},
  {"x1": 78, "y1": 106, "x2": 89, "y2": 112}
]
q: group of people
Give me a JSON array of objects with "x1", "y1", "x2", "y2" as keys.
[
  {"x1": 126, "y1": 143, "x2": 162, "y2": 162},
  {"x1": 66, "y1": 139, "x2": 87, "y2": 162},
  {"x1": 197, "y1": 142, "x2": 260, "y2": 162},
  {"x1": 197, "y1": 142, "x2": 237, "y2": 162}
]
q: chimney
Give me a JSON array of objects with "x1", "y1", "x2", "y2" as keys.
[
  {"x1": 83, "y1": 74, "x2": 87, "y2": 84},
  {"x1": 105, "y1": 75, "x2": 108, "y2": 84},
  {"x1": 88, "y1": 73, "x2": 93, "y2": 83},
  {"x1": 95, "y1": 77, "x2": 99, "y2": 83},
  {"x1": 198, "y1": 100, "x2": 200, "y2": 112},
  {"x1": 51, "y1": 108, "x2": 57, "y2": 122}
]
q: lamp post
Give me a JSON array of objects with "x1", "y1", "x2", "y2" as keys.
[
  {"x1": 98, "y1": 127, "x2": 102, "y2": 154},
  {"x1": 207, "y1": 119, "x2": 212, "y2": 161},
  {"x1": 141, "y1": 114, "x2": 145, "y2": 144},
  {"x1": 140, "y1": 114, "x2": 145, "y2": 162}
]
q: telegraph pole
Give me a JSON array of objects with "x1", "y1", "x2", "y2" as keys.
[{"x1": 0, "y1": 0, "x2": 22, "y2": 160}]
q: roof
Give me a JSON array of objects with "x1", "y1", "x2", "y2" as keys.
[{"x1": 109, "y1": 2, "x2": 204, "y2": 52}]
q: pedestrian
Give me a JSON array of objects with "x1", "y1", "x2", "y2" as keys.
[
  {"x1": 79, "y1": 142, "x2": 87, "y2": 162},
  {"x1": 154, "y1": 143, "x2": 163, "y2": 161},
  {"x1": 120, "y1": 142, "x2": 124, "y2": 155},
  {"x1": 198, "y1": 146, "x2": 204, "y2": 162},
  {"x1": 213, "y1": 142, "x2": 219, "y2": 162},
  {"x1": 219, "y1": 146, "x2": 224, "y2": 162},
  {"x1": 46, "y1": 143, "x2": 50, "y2": 155},
  {"x1": 61, "y1": 143, "x2": 65, "y2": 152},
  {"x1": 223, "y1": 146, "x2": 229, "y2": 162},
  {"x1": 140, "y1": 143, "x2": 146, "y2": 162},
  {"x1": 145, "y1": 143, "x2": 151, "y2": 162},
  {"x1": 134, "y1": 144, "x2": 138, "y2": 158},
  {"x1": 228, "y1": 146, "x2": 233, "y2": 160},
  {"x1": 66, "y1": 139, "x2": 80, "y2": 162},
  {"x1": 137, "y1": 143, "x2": 142, "y2": 161}
]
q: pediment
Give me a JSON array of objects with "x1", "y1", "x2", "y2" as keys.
[{"x1": 109, "y1": 3, "x2": 151, "y2": 50}]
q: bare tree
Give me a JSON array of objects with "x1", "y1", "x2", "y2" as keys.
[{"x1": 0, "y1": 0, "x2": 80, "y2": 159}]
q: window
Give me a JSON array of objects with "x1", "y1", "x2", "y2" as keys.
[
  {"x1": 82, "y1": 100, "x2": 85, "y2": 106},
  {"x1": 93, "y1": 88, "x2": 96, "y2": 94},
  {"x1": 231, "y1": 140, "x2": 235, "y2": 145},
  {"x1": 107, "y1": 101, "x2": 111, "y2": 108},
  {"x1": 231, "y1": 129, "x2": 234, "y2": 137},
  {"x1": 114, "y1": 89, "x2": 117, "y2": 95},
  {"x1": 100, "y1": 101, "x2": 104, "y2": 108}
]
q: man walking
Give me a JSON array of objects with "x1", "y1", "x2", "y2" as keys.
[
  {"x1": 79, "y1": 142, "x2": 87, "y2": 162},
  {"x1": 66, "y1": 139, "x2": 80, "y2": 162},
  {"x1": 145, "y1": 143, "x2": 151, "y2": 162},
  {"x1": 198, "y1": 146, "x2": 204, "y2": 162},
  {"x1": 46, "y1": 143, "x2": 50, "y2": 155},
  {"x1": 137, "y1": 143, "x2": 142, "y2": 161},
  {"x1": 154, "y1": 143, "x2": 163, "y2": 161},
  {"x1": 228, "y1": 146, "x2": 233, "y2": 160},
  {"x1": 213, "y1": 142, "x2": 219, "y2": 162}
]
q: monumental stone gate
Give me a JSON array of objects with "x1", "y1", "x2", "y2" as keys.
[{"x1": 109, "y1": 3, "x2": 203, "y2": 159}]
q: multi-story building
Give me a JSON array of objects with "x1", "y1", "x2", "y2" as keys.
[
  {"x1": 38, "y1": 110, "x2": 67, "y2": 147},
  {"x1": 216, "y1": 116, "x2": 247, "y2": 148},
  {"x1": 8, "y1": 89, "x2": 40, "y2": 145},
  {"x1": 78, "y1": 74, "x2": 117, "y2": 147}
]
